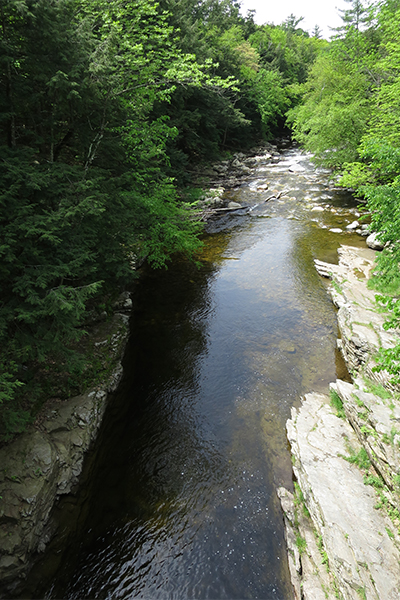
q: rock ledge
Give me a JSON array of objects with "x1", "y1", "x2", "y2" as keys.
[
  {"x1": 0, "y1": 312, "x2": 129, "y2": 595},
  {"x1": 280, "y1": 246, "x2": 400, "y2": 599}
]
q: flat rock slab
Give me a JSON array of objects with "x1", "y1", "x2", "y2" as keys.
[{"x1": 286, "y1": 392, "x2": 400, "y2": 599}]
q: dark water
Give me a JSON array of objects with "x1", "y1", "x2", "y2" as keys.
[{"x1": 24, "y1": 146, "x2": 366, "y2": 599}]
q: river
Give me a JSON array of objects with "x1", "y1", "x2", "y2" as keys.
[{"x1": 23, "y1": 143, "x2": 366, "y2": 599}]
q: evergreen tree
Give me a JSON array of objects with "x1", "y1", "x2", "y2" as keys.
[{"x1": 0, "y1": 0, "x2": 234, "y2": 440}]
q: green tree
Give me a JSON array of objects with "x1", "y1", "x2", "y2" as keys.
[
  {"x1": 287, "y1": 51, "x2": 371, "y2": 167},
  {"x1": 0, "y1": 0, "x2": 237, "y2": 440}
]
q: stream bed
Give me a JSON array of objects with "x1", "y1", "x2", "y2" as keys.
[{"x1": 25, "y1": 144, "x2": 367, "y2": 599}]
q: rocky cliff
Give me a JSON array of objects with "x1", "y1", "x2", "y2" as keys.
[
  {"x1": 279, "y1": 245, "x2": 400, "y2": 599},
  {"x1": 0, "y1": 312, "x2": 129, "y2": 596}
]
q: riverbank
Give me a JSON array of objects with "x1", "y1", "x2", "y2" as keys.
[
  {"x1": 1, "y1": 142, "x2": 377, "y2": 598},
  {"x1": 279, "y1": 245, "x2": 400, "y2": 599},
  {"x1": 0, "y1": 309, "x2": 130, "y2": 596}
]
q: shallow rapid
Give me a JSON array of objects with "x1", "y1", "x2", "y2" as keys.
[{"x1": 26, "y1": 145, "x2": 366, "y2": 599}]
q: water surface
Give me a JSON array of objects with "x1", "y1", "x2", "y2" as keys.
[{"x1": 26, "y1": 146, "x2": 366, "y2": 599}]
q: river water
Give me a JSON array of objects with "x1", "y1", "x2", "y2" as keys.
[{"x1": 24, "y1": 145, "x2": 366, "y2": 599}]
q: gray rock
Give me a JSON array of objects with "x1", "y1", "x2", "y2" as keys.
[
  {"x1": 284, "y1": 245, "x2": 400, "y2": 599},
  {"x1": 254, "y1": 153, "x2": 272, "y2": 162},
  {"x1": 113, "y1": 291, "x2": 132, "y2": 310},
  {"x1": 289, "y1": 164, "x2": 305, "y2": 173},
  {"x1": 346, "y1": 220, "x2": 360, "y2": 230},
  {"x1": 212, "y1": 164, "x2": 229, "y2": 174},
  {"x1": 227, "y1": 201, "x2": 242, "y2": 209},
  {"x1": 286, "y1": 392, "x2": 400, "y2": 599},
  {"x1": 231, "y1": 158, "x2": 244, "y2": 169},
  {"x1": 366, "y1": 232, "x2": 385, "y2": 250},
  {"x1": 332, "y1": 378, "x2": 400, "y2": 492},
  {"x1": 0, "y1": 314, "x2": 129, "y2": 593}
]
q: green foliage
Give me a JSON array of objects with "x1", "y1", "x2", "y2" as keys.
[
  {"x1": 344, "y1": 447, "x2": 371, "y2": 470},
  {"x1": 364, "y1": 473, "x2": 384, "y2": 488},
  {"x1": 0, "y1": 0, "x2": 329, "y2": 441},
  {"x1": 386, "y1": 526, "x2": 395, "y2": 539},
  {"x1": 0, "y1": 0, "x2": 241, "y2": 441},
  {"x1": 295, "y1": 535, "x2": 307, "y2": 554},
  {"x1": 250, "y1": 69, "x2": 290, "y2": 136},
  {"x1": 294, "y1": 481, "x2": 311, "y2": 518},
  {"x1": 330, "y1": 389, "x2": 346, "y2": 419},
  {"x1": 362, "y1": 378, "x2": 392, "y2": 399},
  {"x1": 373, "y1": 343, "x2": 400, "y2": 385},
  {"x1": 249, "y1": 22, "x2": 327, "y2": 85},
  {"x1": 287, "y1": 51, "x2": 371, "y2": 167},
  {"x1": 316, "y1": 534, "x2": 330, "y2": 572},
  {"x1": 356, "y1": 587, "x2": 367, "y2": 600}
]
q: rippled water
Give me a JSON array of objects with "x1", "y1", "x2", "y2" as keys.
[{"x1": 23, "y1": 146, "x2": 366, "y2": 600}]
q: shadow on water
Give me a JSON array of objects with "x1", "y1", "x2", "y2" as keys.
[{"x1": 20, "y1": 147, "x2": 364, "y2": 600}]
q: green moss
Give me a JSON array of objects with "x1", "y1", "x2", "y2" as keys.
[
  {"x1": 331, "y1": 277, "x2": 343, "y2": 294},
  {"x1": 364, "y1": 474, "x2": 384, "y2": 489},
  {"x1": 316, "y1": 534, "x2": 330, "y2": 572},
  {"x1": 343, "y1": 447, "x2": 371, "y2": 470},
  {"x1": 360, "y1": 425, "x2": 378, "y2": 439},
  {"x1": 294, "y1": 482, "x2": 311, "y2": 518},
  {"x1": 352, "y1": 393, "x2": 365, "y2": 407},
  {"x1": 363, "y1": 378, "x2": 392, "y2": 400},
  {"x1": 330, "y1": 389, "x2": 346, "y2": 419},
  {"x1": 386, "y1": 526, "x2": 394, "y2": 540},
  {"x1": 356, "y1": 586, "x2": 367, "y2": 600}
]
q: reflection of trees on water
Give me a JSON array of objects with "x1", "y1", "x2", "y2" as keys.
[{"x1": 31, "y1": 235, "x2": 236, "y2": 599}]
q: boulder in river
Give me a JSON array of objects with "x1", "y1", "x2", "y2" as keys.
[
  {"x1": 288, "y1": 164, "x2": 305, "y2": 173},
  {"x1": 345, "y1": 220, "x2": 359, "y2": 230}
]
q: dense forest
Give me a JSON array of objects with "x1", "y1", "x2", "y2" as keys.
[{"x1": 1, "y1": 0, "x2": 399, "y2": 440}]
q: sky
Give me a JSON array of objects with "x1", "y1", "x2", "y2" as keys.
[{"x1": 239, "y1": 0, "x2": 350, "y2": 39}]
